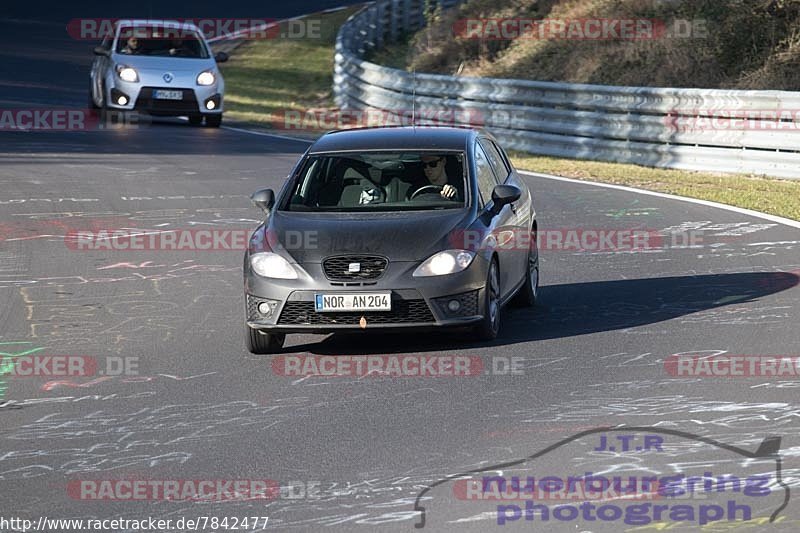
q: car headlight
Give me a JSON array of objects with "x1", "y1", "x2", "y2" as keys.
[
  {"x1": 196, "y1": 71, "x2": 215, "y2": 86},
  {"x1": 115, "y1": 65, "x2": 139, "y2": 82},
  {"x1": 250, "y1": 252, "x2": 298, "y2": 280},
  {"x1": 413, "y1": 250, "x2": 475, "y2": 277}
]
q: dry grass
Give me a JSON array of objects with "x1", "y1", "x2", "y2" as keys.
[
  {"x1": 219, "y1": 7, "x2": 360, "y2": 127},
  {"x1": 390, "y1": 0, "x2": 800, "y2": 89},
  {"x1": 510, "y1": 152, "x2": 800, "y2": 221}
]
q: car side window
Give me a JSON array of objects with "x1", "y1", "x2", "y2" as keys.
[
  {"x1": 479, "y1": 139, "x2": 510, "y2": 182},
  {"x1": 101, "y1": 35, "x2": 112, "y2": 51},
  {"x1": 474, "y1": 142, "x2": 499, "y2": 208},
  {"x1": 493, "y1": 141, "x2": 514, "y2": 173}
]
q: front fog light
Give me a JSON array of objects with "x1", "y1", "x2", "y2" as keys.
[
  {"x1": 204, "y1": 94, "x2": 221, "y2": 111},
  {"x1": 110, "y1": 88, "x2": 130, "y2": 107},
  {"x1": 447, "y1": 300, "x2": 461, "y2": 312},
  {"x1": 257, "y1": 301, "x2": 278, "y2": 318}
]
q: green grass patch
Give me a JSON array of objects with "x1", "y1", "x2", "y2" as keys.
[{"x1": 219, "y1": 7, "x2": 361, "y2": 128}]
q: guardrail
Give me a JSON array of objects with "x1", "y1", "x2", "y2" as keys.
[{"x1": 334, "y1": 0, "x2": 800, "y2": 179}]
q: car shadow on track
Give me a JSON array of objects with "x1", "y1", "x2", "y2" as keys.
[{"x1": 286, "y1": 271, "x2": 799, "y2": 354}]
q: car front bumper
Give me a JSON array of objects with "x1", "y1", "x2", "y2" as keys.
[
  {"x1": 244, "y1": 257, "x2": 490, "y2": 333},
  {"x1": 105, "y1": 80, "x2": 223, "y2": 115}
]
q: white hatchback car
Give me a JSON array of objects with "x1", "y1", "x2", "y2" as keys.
[{"x1": 89, "y1": 20, "x2": 227, "y2": 127}]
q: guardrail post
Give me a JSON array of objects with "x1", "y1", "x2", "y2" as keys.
[
  {"x1": 375, "y1": 1, "x2": 386, "y2": 49},
  {"x1": 401, "y1": 0, "x2": 412, "y2": 32},
  {"x1": 388, "y1": 0, "x2": 399, "y2": 42}
]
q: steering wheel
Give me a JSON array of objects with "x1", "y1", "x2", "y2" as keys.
[{"x1": 409, "y1": 185, "x2": 444, "y2": 200}]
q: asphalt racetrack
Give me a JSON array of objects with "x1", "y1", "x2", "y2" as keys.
[{"x1": 1, "y1": 3, "x2": 800, "y2": 531}]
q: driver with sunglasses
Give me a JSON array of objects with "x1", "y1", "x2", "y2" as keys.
[{"x1": 413, "y1": 155, "x2": 460, "y2": 200}]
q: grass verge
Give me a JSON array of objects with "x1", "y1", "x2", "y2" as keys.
[
  {"x1": 219, "y1": 6, "x2": 361, "y2": 129},
  {"x1": 510, "y1": 153, "x2": 800, "y2": 221},
  {"x1": 221, "y1": 8, "x2": 800, "y2": 222}
]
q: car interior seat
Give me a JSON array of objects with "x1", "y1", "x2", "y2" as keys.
[{"x1": 337, "y1": 163, "x2": 385, "y2": 207}]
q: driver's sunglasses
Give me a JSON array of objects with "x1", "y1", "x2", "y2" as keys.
[{"x1": 422, "y1": 158, "x2": 442, "y2": 168}]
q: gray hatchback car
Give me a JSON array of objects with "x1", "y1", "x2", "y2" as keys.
[
  {"x1": 89, "y1": 20, "x2": 226, "y2": 127},
  {"x1": 243, "y1": 126, "x2": 539, "y2": 353}
]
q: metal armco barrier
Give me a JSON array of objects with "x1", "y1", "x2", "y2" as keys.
[{"x1": 334, "y1": 0, "x2": 800, "y2": 178}]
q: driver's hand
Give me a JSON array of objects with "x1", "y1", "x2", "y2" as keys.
[{"x1": 440, "y1": 184, "x2": 456, "y2": 199}]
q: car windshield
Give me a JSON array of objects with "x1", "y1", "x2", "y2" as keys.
[
  {"x1": 116, "y1": 26, "x2": 209, "y2": 58},
  {"x1": 282, "y1": 151, "x2": 467, "y2": 212}
]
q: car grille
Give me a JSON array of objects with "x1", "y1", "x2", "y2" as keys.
[
  {"x1": 322, "y1": 255, "x2": 388, "y2": 281},
  {"x1": 135, "y1": 87, "x2": 198, "y2": 113},
  {"x1": 277, "y1": 299, "x2": 434, "y2": 325}
]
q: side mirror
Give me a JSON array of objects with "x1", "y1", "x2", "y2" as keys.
[
  {"x1": 250, "y1": 188, "x2": 275, "y2": 214},
  {"x1": 491, "y1": 184, "x2": 521, "y2": 211},
  {"x1": 215, "y1": 51, "x2": 229, "y2": 63},
  {"x1": 93, "y1": 46, "x2": 110, "y2": 56}
]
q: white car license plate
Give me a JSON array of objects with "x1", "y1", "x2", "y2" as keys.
[
  {"x1": 314, "y1": 293, "x2": 391, "y2": 312},
  {"x1": 153, "y1": 90, "x2": 183, "y2": 100}
]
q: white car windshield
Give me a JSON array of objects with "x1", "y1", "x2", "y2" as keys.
[{"x1": 116, "y1": 26, "x2": 209, "y2": 58}]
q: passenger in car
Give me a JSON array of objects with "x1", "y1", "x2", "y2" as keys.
[{"x1": 121, "y1": 37, "x2": 141, "y2": 54}]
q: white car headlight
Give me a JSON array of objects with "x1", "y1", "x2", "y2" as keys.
[
  {"x1": 413, "y1": 250, "x2": 475, "y2": 277},
  {"x1": 250, "y1": 252, "x2": 298, "y2": 280},
  {"x1": 115, "y1": 65, "x2": 139, "y2": 82},
  {"x1": 196, "y1": 71, "x2": 215, "y2": 86}
]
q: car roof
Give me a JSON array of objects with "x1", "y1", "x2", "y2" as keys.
[
  {"x1": 115, "y1": 20, "x2": 202, "y2": 32},
  {"x1": 308, "y1": 126, "x2": 481, "y2": 154}
]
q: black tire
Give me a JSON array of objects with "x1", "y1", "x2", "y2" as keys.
[
  {"x1": 204, "y1": 114, "x2": 222, "y2": 128},
  {"x1": 97, "y1": 82, "x2": 111, "y2": 124},
  {"x1": 473, "y1": 258, "x2": 501, "y2": 341},
  {"x1": 245, "y1": 325, "x2": 285, "y2": 354},
  {"x1": 88, "y1": 87, "x2": 99, "y2": 109},
  {"x1": 188, "y1": 115, "x2": 203, "y2": 126},
  {"x1": 512, "y1": 231, "x2": 540, "y2": 307}
]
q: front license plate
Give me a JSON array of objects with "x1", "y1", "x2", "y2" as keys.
[
  {"x1": 153, "y1": 90, "x2": 183, "y2": 100},
  {"x1": 314, "y1": 293, "x2": 391, "y2": 312}
]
